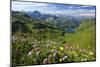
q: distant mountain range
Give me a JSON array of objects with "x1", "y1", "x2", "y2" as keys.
[
  {"x1": 26, "y1": 11, "x2": 58, "y2": 20},
  {"x1": 26, "y1": 10, "x2": 95, "y2": 20},
  {"x1": 12, "y1": 10, "x2": 96, "y2": 33}
]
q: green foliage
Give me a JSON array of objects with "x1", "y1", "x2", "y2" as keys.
[{"x1": 12, "y1": 11, "x2": 96, "y2": 66}]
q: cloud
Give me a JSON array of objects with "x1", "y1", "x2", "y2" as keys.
[
  {"x1": 12, "y1": 1, "x2": 49, "y2": 11},
  {"x1": 12, "y1": 1, "x2": 49, "y2": 7},
  {"x1": 12, "y1": 1, "x2": 95, "y2": 17},
  {"x1": 79, "y1": 13, "x2": 95, "y2": 17}
]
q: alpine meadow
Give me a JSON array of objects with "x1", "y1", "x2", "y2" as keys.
[{"x1": 11, "y1": 1, "x2": 96, "y2": 66}]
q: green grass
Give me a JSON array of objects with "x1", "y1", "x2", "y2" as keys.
[
  {"x1": 12, "y1": 14, "x2": 96, "y2": 66},
  {"x1": 64, "y1": 25, "x2": 96, "y2": 51}
]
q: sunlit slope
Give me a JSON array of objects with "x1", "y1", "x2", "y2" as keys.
[{"x1": 64, "y1": 19, "x2": 96, "y2": 52}]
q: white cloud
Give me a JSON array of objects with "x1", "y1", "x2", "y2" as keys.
[
  {"x1": 12, "y1": 1, "x2": 49, "y2": 7},
  {"x1": 79, "y1": 13, "x2": 95, "y2": 17},
  {"x1": 12, "y1": 1, "x2": 49, "y2": 11},
  {"x1": 80, "y1": 5, "x2": 93, "y2": 7},
  {"x1": 12, "y1": 1, "x2": 95, "y2": 17}
]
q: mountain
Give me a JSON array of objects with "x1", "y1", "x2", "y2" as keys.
[
  {"x1": 27, "y1": 11, "x2": 58, "y2": 20},
  {"x1": 12, "y1": 10, "x2": 95, "y2": 33}
]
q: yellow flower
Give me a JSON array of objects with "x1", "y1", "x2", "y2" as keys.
[
  {"x1": 59, "y1": 59, "x2": 62, "y2": 62},
  {"x1": 89, "y1": 51, "x2": 93, "y2": 55},
  {"x1": 60, "y1": 47, "x2": 64, "y2": 51}
]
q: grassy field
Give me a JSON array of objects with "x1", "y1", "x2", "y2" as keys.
[{"x1": 12, "y1": 17, "x2": 96, "y2": 66}]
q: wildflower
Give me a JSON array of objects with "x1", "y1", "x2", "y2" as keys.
[
  {"x1": 53, "y1": 52, "x2": 57, "y2": 57},
  {"x1": 53, "y1": 50, "x2": 57, "y2": 53},
  {"x1": 60, "y1": 47, "x2": 64, "y2": 51},
  {"x1": 52, "y1": 50, "x2": 58, "y2": 57},
  {"x1": 36, "y1": 51, "x2": 40, "y2": 55},
  {"x1": 89, "y1": 51, "x2": 93, "y2": 55},
  {"x1": 47, "y1": 44, "x2": 51, "y2": 47},
  {"x1": 27, "y1": 50, "x2": 33, "y2": 56},
  {"x1": 51, "y1": 49, "x2": 54, "y2": 53},
  {"x1": 59, "y1": 58, "x2": 62, "y2": 62},
  {"x1": 35, "y1": 48, "x2": 40, "y2": 51},
  {"x1": 84, "y1": 58, "x2": 87, "y2": 61},
  {"x1": 62, "y1": 55, "x2": 68, "y2": 61},
  {"x1": 33, "y1": 44, "x2": 36, "y2": 48},
  {"x1": 50, "y1": 41, "x2": 53, "y2": 44},
  {"x1": 43, "y1": 58, "x2": 49, "y2": 64}
]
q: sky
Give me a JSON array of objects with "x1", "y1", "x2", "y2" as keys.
[{"x1": 12, "y1": 1, "x2": 96, "y2": 17}]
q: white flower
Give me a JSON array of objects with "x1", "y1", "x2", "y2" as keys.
[
  {"x1": 46, "y1": 44, "x2": 51, "y2": 47},
  {"x1": 53, "y1": 50, "x2": 58, "y2": 57},
  {"x1": 33, "y1": 44, "x2": 36, "y2": 48},
  {"x1": 27, "y1": 50, "x2": 33, "y2": 56},
  {"x1": 62, "y1": 55, "x2": 68, "y2": 60},
  {"x1": 35, "y1": 48, "x2": 40, "y2": 51},
  {"x1": 43, "y1": 58, "x2": 49, "y2": 64},
  {"x1": 36, "y1": 51, "x2": 40, "y2": 55}
]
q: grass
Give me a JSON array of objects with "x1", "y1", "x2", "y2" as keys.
[
  {"x1": 12, "y1": 14, "x2": 96, "y2": 66},
  {"x1": 64, "y1": 25, "x2": 96, "y2": 51}
]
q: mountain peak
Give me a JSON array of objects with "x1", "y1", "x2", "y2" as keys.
[{"x1": 33, "y1": 10, "x2": 41, "y2": 15}]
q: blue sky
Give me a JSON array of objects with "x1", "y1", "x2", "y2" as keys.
[{"x1": 12, "y1": 1, "x2": 96, "y2": 17}]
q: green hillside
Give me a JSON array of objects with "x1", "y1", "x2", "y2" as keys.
[{"x1": 12, "y1": 12, "x2": 96, "y2": 66}]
